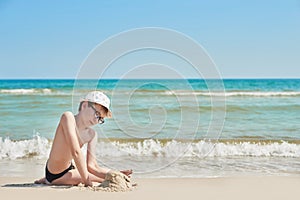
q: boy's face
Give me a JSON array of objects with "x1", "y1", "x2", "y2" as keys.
[{"x1": 85, "y1": 102, "x2": 107, "y2": 125}]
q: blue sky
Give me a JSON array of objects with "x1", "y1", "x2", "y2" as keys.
[{"x1": 0, "y1": 0, "x2": 300, "y2": 79}]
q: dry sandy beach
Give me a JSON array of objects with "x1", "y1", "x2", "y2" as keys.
[{"x1": 1, "y1": 176, "x2": 300, "y2": 200}]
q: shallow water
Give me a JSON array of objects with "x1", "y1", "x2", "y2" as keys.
[{"x1": 1, "y1": 79, "x2": 300, "y2": 178}]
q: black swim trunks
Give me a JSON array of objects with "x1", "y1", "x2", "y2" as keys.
[{"x1": 45, "y1": 162, "x2": 75, "y2": 183}]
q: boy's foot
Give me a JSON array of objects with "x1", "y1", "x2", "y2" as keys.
[{"x1": 34, "y1": 177, "x2": 46, "y2": 184}]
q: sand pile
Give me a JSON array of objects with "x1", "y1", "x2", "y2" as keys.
[{"x1": 93, "y1": 171, "x2": 134, "y2": 192}]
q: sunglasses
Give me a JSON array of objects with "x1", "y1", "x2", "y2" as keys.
[{"x1": 88, "y1": 102, "x2": 105, "y2": 124}]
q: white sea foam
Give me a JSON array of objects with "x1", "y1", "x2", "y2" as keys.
[
  {"x1": 1, "y1": 88, "x2": 299, "y2": 97},
  {"x1": 0, "y1": 88, "x2": 52, "y2": 95},
  {"x1": 221, "y1": 91, "x2": 300, "y2": 97},
  {"x1": 164, "y1": 91, "x2": 300, "y2": 97},
  {"x1": 0, "y1": 135, "x2": 51, "y2": 160},
  {"x1": 97, "y1": 140, "x2": 300, "y2": 158},
  {"x1": 1, "y1": 137, "x2": 299, "y2": 160}
]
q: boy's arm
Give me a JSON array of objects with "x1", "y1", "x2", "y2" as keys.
[
  {"x1": 86, "y1": 130, "x2": 133, "y2": 178},
  {"x1": 60, "y1": 112, "x2": 92, "y2": 186},
  {"x1": 86, "y1": 130, "x2": 110, "y2": 179}
]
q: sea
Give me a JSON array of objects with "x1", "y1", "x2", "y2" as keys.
[{"x1": 0, "y1": 79, "x2": 300, "y2": 179}]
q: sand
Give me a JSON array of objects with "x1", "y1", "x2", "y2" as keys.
[{"x1": 1, "y1": 176, "x2": 300, "y2": 200}]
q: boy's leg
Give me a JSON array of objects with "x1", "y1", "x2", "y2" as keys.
[
  {"x1": 51, "y1": 169, "x2": 104, "y2": 186},
  {"x1": 34, "y1": 169, "x2": 132, "y2": 185}
]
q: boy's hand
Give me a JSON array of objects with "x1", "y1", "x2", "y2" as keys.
[
  {"x1": 120, "y1": 169, "x2": 133, "y2": 177},
  {"x1": 84, "y1": 176, "x2": 93, "y2": 187}
]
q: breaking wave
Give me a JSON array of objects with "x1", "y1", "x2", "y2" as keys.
[
  {"x1": 164, "y1": 91, "x2": 300, "y2": 97},
  {"x1": 0, "y1": 88, "x2": 53, "y2": 95},
  {"x1": 0, "y1": 135, "x2": 51, "y2": 160},
  {"x1": 1, "y1": 136, "x2": 299, "y2": 160}
]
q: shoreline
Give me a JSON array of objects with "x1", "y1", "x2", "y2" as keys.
[{"x1": 1, "y1": 176, "x2": 300, "y2": 200}]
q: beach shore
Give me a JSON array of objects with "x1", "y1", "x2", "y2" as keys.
[{"x1": 1, "y1": 176, "x2": 299, "y2": 200}]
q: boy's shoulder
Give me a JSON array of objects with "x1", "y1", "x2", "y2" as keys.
[
  {"x1": 87, "y1": 127, "x2": 97, "y2": 136},
  {"x1": 81, "y1": 127, "x2": 97, "y2": 143},
  {"x1": 60, "y1": 111, "x2": 75, "y2": 121},
  {"x1": 62, "y1": 111, "x2": 74, "y2": 117}
]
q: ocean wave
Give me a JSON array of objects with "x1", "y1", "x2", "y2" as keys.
[
  {"x1": 0, "y1": 88, "x2": 53, "y2": 95},
  {"x1": 163, "y1": 91, "x2": 300, "y2": 97},
  {"x1": 0, "y1": 135, "x2": 51, "y2": 160},
  {"x1": 2, "y1": 88, "x2": 299, "y2": 97},
  {"x1": 1, "y1": 137, "x2": 299, "y2": 160},
  {"x1": 97, "y1": 139, "x2": 300, "y2": 158}
]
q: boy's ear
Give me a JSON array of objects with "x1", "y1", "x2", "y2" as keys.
[{"x1": 82, "y1": 101, "x2": 89, "y2": 109}]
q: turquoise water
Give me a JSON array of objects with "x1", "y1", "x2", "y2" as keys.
[
  {"x1": 1, "y1": 79, "x2": 299, "y2": 140},
  {"x1": 0, "y1": 79, "x2": 300, "y2": 178}
]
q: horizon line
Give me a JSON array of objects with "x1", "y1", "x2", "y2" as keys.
[{"x1": 1, "y1": 77, "x2": 300, "y2": 80}]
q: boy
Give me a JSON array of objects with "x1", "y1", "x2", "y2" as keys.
[{"x1": 35, "y1": 91, "x2": 132, "y2": 186}]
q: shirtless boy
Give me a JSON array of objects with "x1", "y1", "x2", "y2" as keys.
[{"x1": 35, "y1": 91, "x2": 132, "y2": 186}]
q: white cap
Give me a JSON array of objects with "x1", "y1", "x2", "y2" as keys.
[{"x1": 81, "y1": 91, "x2": 112, "y2": 118}]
